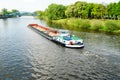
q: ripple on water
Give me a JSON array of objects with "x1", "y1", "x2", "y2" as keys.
[{"x1": 0, "y1": 18, "x2": 120, "y2": 80}]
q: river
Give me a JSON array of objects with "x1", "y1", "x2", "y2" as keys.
[{"x1": 0, "y1": 16, "x2": 120, "y2": 80}]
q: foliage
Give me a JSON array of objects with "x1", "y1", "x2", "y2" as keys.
[
  {"x1": 11, "y1": 9, "x2": 19, "y2": 13},
  {"x1": 34, "y1": 10, "x2": 45, "y2": 20},
  {"x1": 104, "y1": 20, "x2": 120, "y2": 33},
  {"x1": 51, "y1": 18, "x2": 120, "y2": 34},
  {"x1": 45, "y1": 3, "x2": 66, "y2": 20},
  {"x1": 0, "y1": 8, "x2": 20, "y2": 17},
  {"x1": 65, "y1": 5, "x2": 74, "y2": 18},
  {"x1": 1, "y1": 8, "x2": 9, "y2": 16},
  {"x1": 107, "y1": 1, "x2": 120, "y2": 19},
  {"x1": 36, "y1": 1, "x2": 120, "y2": 20},
  {"x1": 90, "y1": 20, "x2": 104, "y2": 31},
  {"x1": 91, "y1": 4, "x2": 107, "y2": 19},
  {"x1": 36, "y1": 1, "x2": 120, "y2": 34},
  {"x1": 73, "y1": 1, "x2": 88, "y2": 18}
]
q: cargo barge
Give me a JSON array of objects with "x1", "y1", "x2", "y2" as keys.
[{"x1": 28, "y1": 24, "x2": 84, "y2": 48}]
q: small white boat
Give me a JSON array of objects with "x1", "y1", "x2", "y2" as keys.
[{"x1": 28, "y1": 24, "x2": 84, "y2": 48}]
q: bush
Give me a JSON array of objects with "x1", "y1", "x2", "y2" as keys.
[
  {"x1": 49, "y1": 18, "x2": 120, "y2": 34},
  {"x1": 79, "y1": 20, "x2": 90, "y2": 30},
  {"x1": 105, "y1": 20, "x2": 120, "y2": 33},
  {"x1": 65, "y1": 18, "x2": 90, "y2": 30},
  {"x1": 90, "y1": 20, "x2": 105, "y2": 31}
]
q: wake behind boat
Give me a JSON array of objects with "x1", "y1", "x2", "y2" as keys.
[{"x1": 28, "y1": 24, "x2": 84, "y2": 48}]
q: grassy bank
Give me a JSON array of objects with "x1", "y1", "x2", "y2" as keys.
[{"x1": 51, "y1": 18, "x2": 120, "y2": 34}]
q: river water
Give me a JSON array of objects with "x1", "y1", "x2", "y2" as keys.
[{"x1": 0, "y1": 17, "x2": 120, "y2": 80}]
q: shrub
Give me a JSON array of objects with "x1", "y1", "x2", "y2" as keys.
[
  {"x1": 105, "y1": 20, "x2": 120, "y2": 33},
  {"x1": 90, "y1": 20, "x2": 104, "y2": 31}
]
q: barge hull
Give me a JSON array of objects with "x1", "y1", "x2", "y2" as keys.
[{"x1": 28, "y1": 26, "x2": 53, "y2": 40}]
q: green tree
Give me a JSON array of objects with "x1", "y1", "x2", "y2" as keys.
[
  {"x1": 117, "y1": 1, "x2": 120, "y2": 19},
  {"x1": 1, "y1": 8, "x2": 8, "y2": 16},
  {"x1": 107, "y1": 1, "x2": 120, "y2": 19},
  {"x1": 65, "y1": 5, "x2": 74, "y2": 18},
  {"x1": 45, "y1": 4, "x2": 66, "y2": 20},
  {"x1": 11, "y1": 9, "x2": 19, "y2": 13},
  {"x1": 74, "y1": 1, "x2": 88, "y2": 18},
  {"x1": 91, "y1": 4, "x2": 106, "y2": 19},
  {"x1": 34, "y1": 10, "x2": 45, "y2": 19},
  {"x1": 87, "y1": 3, "x2": 94, "y2": 19},
  {"x1": 107, "y1": 3, "x2": 115, "y2": 18}
]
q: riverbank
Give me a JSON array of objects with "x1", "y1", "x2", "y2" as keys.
[
  {"x1": 50, "y1": 18, "x2": 120, "y2": 34},
  {"x1": 0, "y1": 16, "x2": 11, "y2": 19}
]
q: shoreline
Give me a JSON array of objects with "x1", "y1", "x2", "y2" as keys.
[{"x1": 48, "y1": 18, "x2": 120, "y2": 34}]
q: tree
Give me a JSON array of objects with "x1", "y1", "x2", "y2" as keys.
[
  {"x1": 11, "y1": 9, "x2": 19, "y2": 13},
  {"x1": 107, "y1": 1, "x2": 120, "y2": 19},
  {"x1": 65, "y1": 5, "x2": 74, "y2": 18},
  {"x1": 117, "y1": 1, "x2": 120, "y2": 19},
  {"x1": 74, "y1": 1, "x2": 88, "y2": 18},
  {"x1": 1, "y1": 8, "x2": 8, "y2": 16},
  {"x1": 45, "y1": 4, "x2": 66, "y2": 20},
  {"x1": 34, "y1": 10, "x2": 45, "y2": 19},
  {"x1": 107, "y1": 3, "x2": 115, "y2": 18},
  {"x1": 91, "y1": 4, "x2": 106, "y2": 19},
  {"x1": 36, "y1": 1, "x2": 120, "y2": 20},
  {"x1": 87, "y1": 3, "x2": 94, "y2": 19}
]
